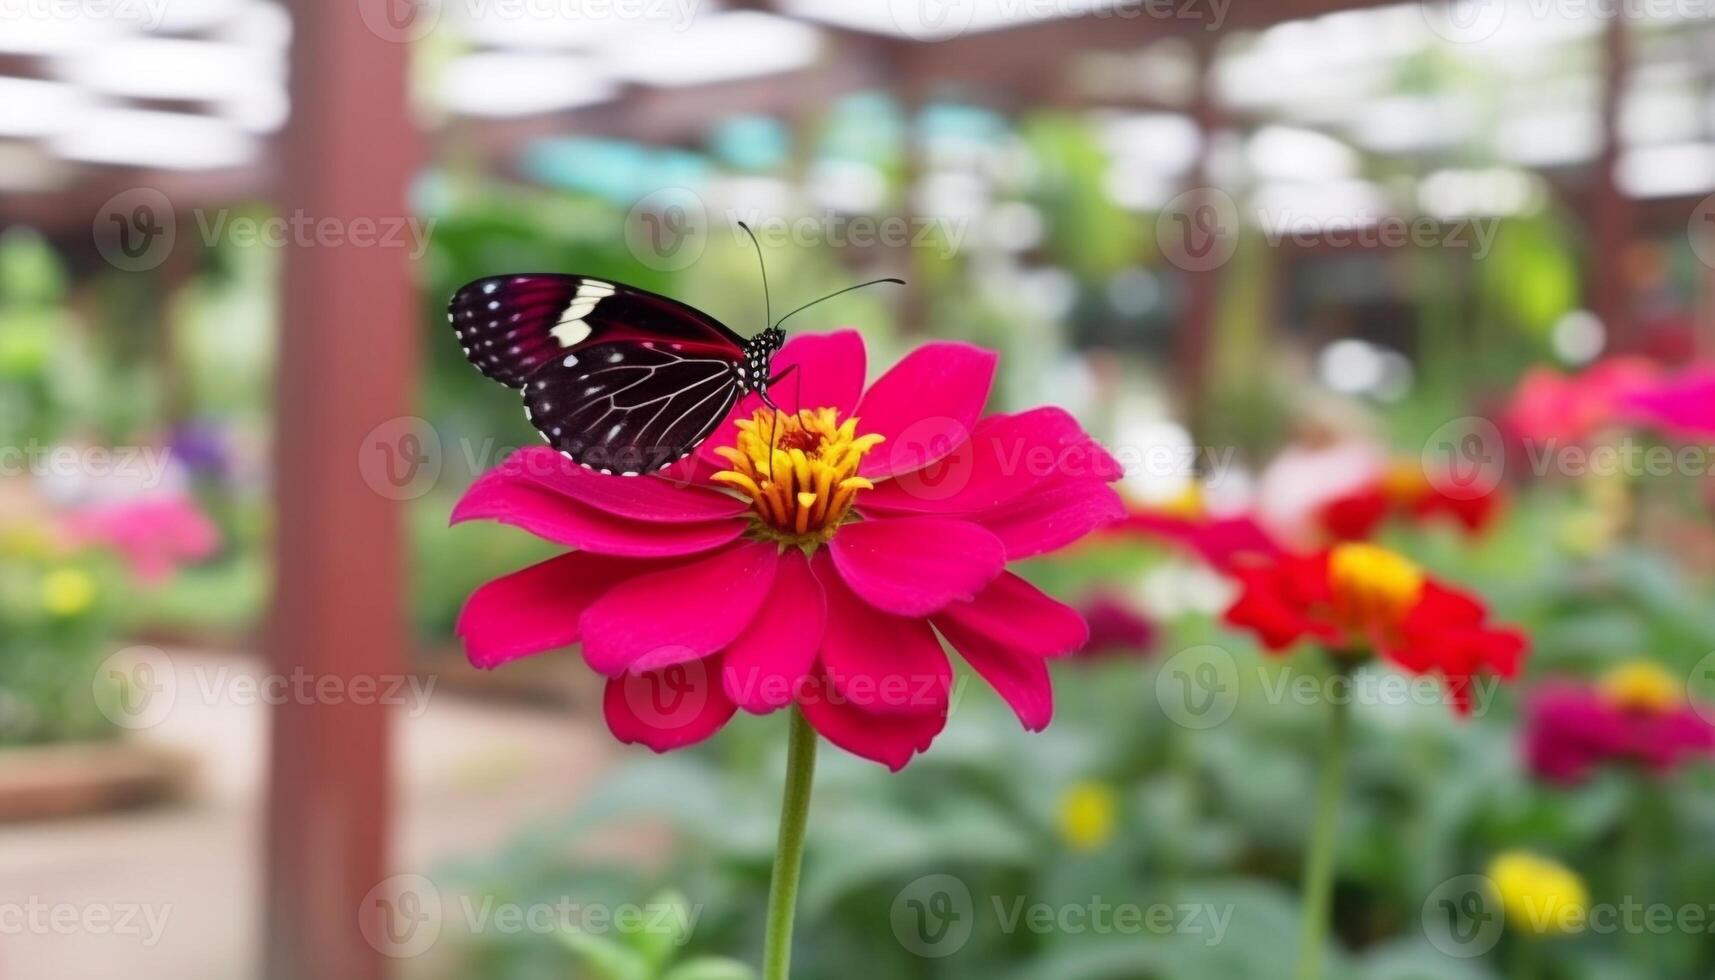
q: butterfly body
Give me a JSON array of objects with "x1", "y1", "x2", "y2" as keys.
[{"x1": 449, "y1": 273, "x2": 783, "y2": 475}]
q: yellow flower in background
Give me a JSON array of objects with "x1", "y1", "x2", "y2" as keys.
[
  {"x1": 1056, "y1": 781, "x2": 1119, "y2": 852},
  {"x1": 1486, "y1": 851, "x2": 1589, "y2": 936},
  {"x1": 42, "y1": 568, "x2": 97, "y2": 617},
  {"x1": 0, "y1": 524, "x2": 56, "y2": 560},
  {"x1": 1599, "y1": 660, "x2": 1682, "y2": 714}
]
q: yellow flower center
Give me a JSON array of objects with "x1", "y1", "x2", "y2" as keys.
[
  {"x1": 1598, "y1": 659, "x2": 1682, "y2": 714},
  {"x1": 1486, "y1": 851, "x2": 1589, "y2": 936},
  {"x1": 1382, "y1": 460, "x2": 1429, "y2": 503},
  {"x1": 711, "y1": 407, "x2": 883, "y2": 547},
  {"x1": 1327, "y1": 543, "x2": 1424, "y2": 642},
  {"x1": 1056, "y1": 781, "x2": 1119, "y2": 852}
]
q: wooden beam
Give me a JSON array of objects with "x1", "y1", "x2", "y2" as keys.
[
  {"x1": 262, "y1": 0, "x2": 419, "y2": 976},
  {"x1": 1591, "y1": 7, "x2": 1633, "y2": 344}
]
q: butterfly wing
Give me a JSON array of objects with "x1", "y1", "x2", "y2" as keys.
[
  {"x1": 522, "y1": 342, "x2": 743, "y2": 474},
  {"x1": 448, "y1": 274, "x2": 746, "y2": 389}
]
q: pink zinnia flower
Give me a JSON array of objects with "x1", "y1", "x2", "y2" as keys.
[
  {"x1": 1617, "y1": 361, "x2": 1715, "y2": 438},
  {"x1": 1502, "y1": 357, "x2": 1660, "y2": 444},
  {"x1": 1525, "y1": 661, "x2": 1715, "y2": 785},
  {"x1": 63, "y1": 495, "x2": 221, "y2": 584},
  {"x1": 453, "y1": 331, "x2": 1123, "y2": 769}
]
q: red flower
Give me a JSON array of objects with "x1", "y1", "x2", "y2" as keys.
[
  {"x1": 1108, "y1": 491, "x2": 1284, "y2": 573},
  {"x1": 452, "y1": 331, "x2": 1124, "y2": 769},
  {"x1": 1223, "y1": 543, "x2": 1528, "y2": 714},
  {"x1": 1315, "y1": 465, "x2": 1503, "y2": 542}
]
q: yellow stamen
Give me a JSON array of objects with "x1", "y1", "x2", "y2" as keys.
[
  {"x1": 710, "y1": 407, "x2": 884, "y2": 547},
  {"x1": 1598, "y1": 660, "x2": 1682, "y2": 714},
  {"x1": 1327, "y1": 543, "x2": 1424, "y2": 644}
]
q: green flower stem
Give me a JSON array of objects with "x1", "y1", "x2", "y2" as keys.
[
  {"x1": 1511, "y1": 934, "x2": 1543, "y2": 980},
  {"x1": 762, "y1": 708, "x2": 818, "y2": 980},
  {"x1": 1294, "y1": 680, "x2": 1350, "y2": 980}
]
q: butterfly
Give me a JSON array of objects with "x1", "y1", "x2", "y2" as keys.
[{"x1": 449, "y1": 225, "x2": 900, "y2": 476}]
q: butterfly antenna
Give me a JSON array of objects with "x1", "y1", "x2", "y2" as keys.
[
  {"x1": 737, "y1": 221, "x2": 771, "y2": 330},
  {"x1": 773, "y1": 278, "x2": 904, "y2": 331}
]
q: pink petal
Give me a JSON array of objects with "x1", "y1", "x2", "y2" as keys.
[
  {"x1": 456, "y1": 552, "x2": 661, "y2": 669},
  {"x1": 496, "y1": 446, "x2": 748, "y2": 522},
  {"x1": 975, "y1": 478, "x2": 1124, "y2": 559},
  {"x1": 697, "y1": 330, "x2": 870, "y2": 469},
  {"x1": 861, "y1": 407, "x2": 1120, "y2": 514},
  {"x1": 799, "y1": 671, "x2": 945, "y2": 771},
  {"x1": 934, "y1": 572, "x2": 1089, "y2": 658},
  {"x1": 932, "y1": 574, "x2": 1080, "y2": 732},
  {"x1": 855, "y1": 342, "x2": 998, "y2": 480},
  {"x1": 603, "y1": 656, "x2": 738, "y2": 752},
  {"x1": 580, "y1": 541, "x2": 780, "y2": 676},
  {"x1": 721, "y1": 550, "x2": 826, "y2": 714},
  {"x1": 934, "y1": 617, "x2": 1053, "y2": 732},
  {"x1": 812, "y1": 552, "x2": 951, "y2": 714},
  {"x1": 829, "y1": 515, "x2": 1005, "y2": 616},
  {"x1": 452, "y1": 468, "x2": 745, "y2": 557}
]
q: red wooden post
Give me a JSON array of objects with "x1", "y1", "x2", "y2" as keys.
[
  {"x1": 263, "y1": 0, "x2": 420, "y2": 975},
  {"x1": 1591, "y1": 6, "x2": 1632, "y2": 344},
  {"x1": 1172, "y1": 37, "x2": 1225, "y2": 440}
]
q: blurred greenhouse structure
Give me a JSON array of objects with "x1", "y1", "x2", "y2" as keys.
[{"x1": 3, "y1": 0, "x2": 1715, "y2": 977}]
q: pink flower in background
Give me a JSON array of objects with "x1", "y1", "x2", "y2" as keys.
[
  {"x1": 1074, "y1": 593, "x2": 1156, "y2": 658},
  {"x1": 453, "y1": 331, "x2": 1124, "y2": 770},
  {"x1": 1617, "y1": 362, "x2": 1715, "y2": 438},
  {"x1": 64, "y1": 495, "x2": 221, "y2": 583},
  {"x1": 1525, "y1": 661, "x2": 1715, "y2": 785},
  {"x1": 1503, "y1": 357, "x2": 1660, "y2": 444}
]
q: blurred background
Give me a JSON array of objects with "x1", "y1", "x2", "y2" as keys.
[{"x1": 4, "y1": 0, "x2": 1715, "y2": 977}]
